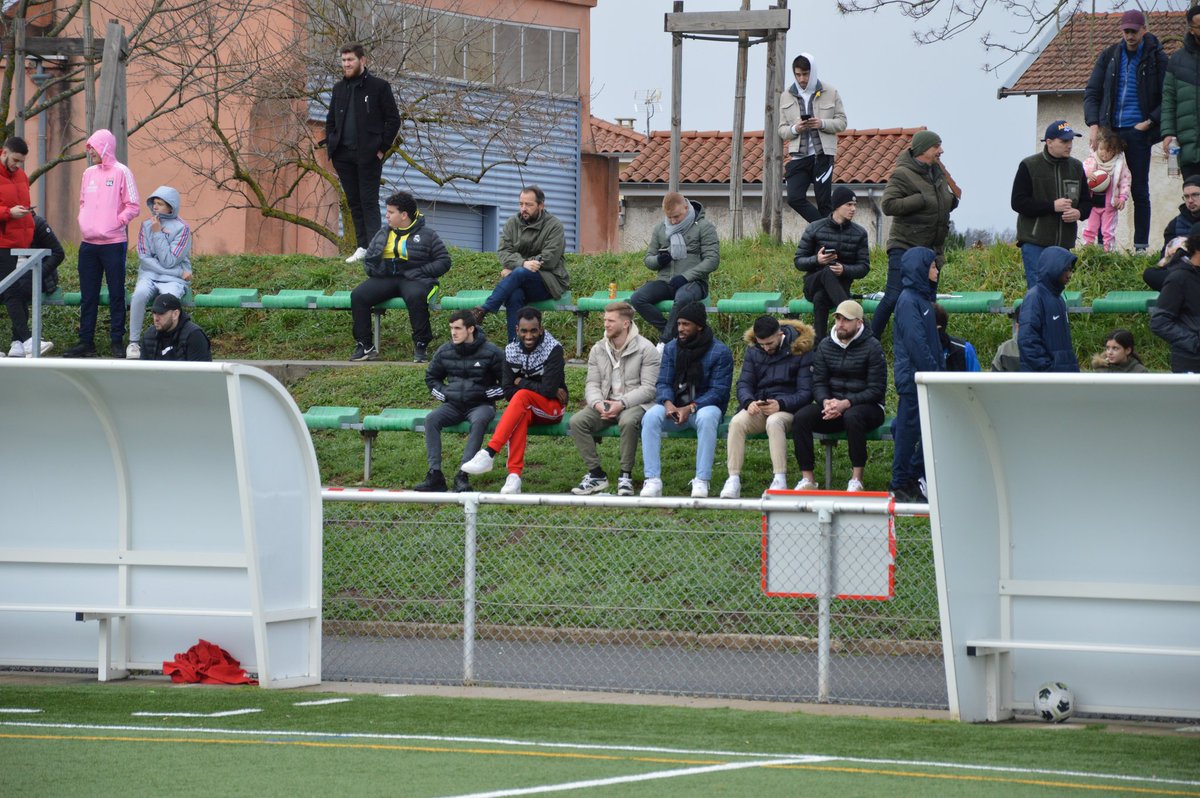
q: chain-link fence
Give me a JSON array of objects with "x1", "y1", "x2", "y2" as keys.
[{"x1": 322, "y1": 491, "x2": 945, "y2": 709}]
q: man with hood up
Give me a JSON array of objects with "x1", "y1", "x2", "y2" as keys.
[
  {"x1": 890, "y1": 247, "x2": 941, "y2": 504},
  {"x1": 1018, "y1": 246, "x2": 1080, "y2": 373},
  {"x1": 778, "y1": 53, "x2": 847, "y2": 222},
  {"x1": 65, "y1": 128, "x2": 141, "y2": 359},
  {"x1": 631, "y1": 191, "x2": 719, "y2": 347},
  {"x1": 127, "y1": 186, "x2": 191, "y2": 359}
]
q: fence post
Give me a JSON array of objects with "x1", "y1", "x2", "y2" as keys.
[
  {"x1": 462, "y1": 494, "x2": 479, "y2": 684},
  {"x1": 817, "y1": 505, "x2": 833, "y2": 702}
]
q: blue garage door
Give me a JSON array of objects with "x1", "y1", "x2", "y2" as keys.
[{"x1": 419, "y1": 201, "x2": 495, "y2": 252}]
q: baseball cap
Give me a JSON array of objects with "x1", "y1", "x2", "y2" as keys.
[
  {"x1": 1120, "y1": 10, "x2": 1145, "y2": 30},
  {"x1": 1042, "y1": 120, "x2": 1082, "y2": 142},
  {"x1": 151, "y1": 294, "x2": 182, "y2": 313},
  {"x1": 833, "y1": 300, "x2": 864, "y2": 321}
]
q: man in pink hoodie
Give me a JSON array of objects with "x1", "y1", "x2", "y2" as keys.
[{"x1": 63, "y1": 129, "x2": 140, "y2": 358}]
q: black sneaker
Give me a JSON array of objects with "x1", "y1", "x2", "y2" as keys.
[
  {"x1": 452, "y1": 471, "x2": 472, "y2": 492},
  {"x1": 110, "y1": 342, "x2": 126, "y2": 359},
  {"x1": 62, "y1": 341, "x2": 97, "y2": 358},
  {"x1": 349, "y1": 343, "x2": 378, "y2": 362},
  {"x1": 571, "y1": 473, "x2": 609, "y2": 495},
  {"x1": 413, "y1": 469, "x2": 447, "y2": 492},
  {"x1": 891, "y1": 483, "x2": 925, "y2": 504},
  {"x1": 413, "y1": 342, "x2": 429, "y2": 363}
]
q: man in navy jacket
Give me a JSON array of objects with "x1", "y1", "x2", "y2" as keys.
[
  {"x1": 1019, "y1": 247, "x2": 1080, "y2": 373},
  {"x1": 890, "y1": 247, "x2": 941, "y2": 503}
]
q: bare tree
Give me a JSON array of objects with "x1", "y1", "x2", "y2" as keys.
[
  {"x1": 155, "y1": 0, "x2": 580, "y2": 250},
  {"x1": 837, "y1": 0, "x2": 1191, "y2": 73}
]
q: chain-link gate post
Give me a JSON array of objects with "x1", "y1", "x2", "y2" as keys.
[
  {"x1": 817, "y1": 505, "x2": 833, "y2": 702},
  {"x1": 462, "y1": 494, "x2": 478, "y2": 685}
]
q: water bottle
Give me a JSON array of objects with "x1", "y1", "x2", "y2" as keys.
[{"x1": 1169, "y1": 144, "x2": 1181, "y2": 177}]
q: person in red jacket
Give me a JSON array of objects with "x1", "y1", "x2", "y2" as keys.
[{"x1": 0, "y1": 136, "x2": 38, "y2": 357}]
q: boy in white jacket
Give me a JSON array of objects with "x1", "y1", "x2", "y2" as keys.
[{"x1": 127, "y1": 185, "x2": 191, "y2": 358}]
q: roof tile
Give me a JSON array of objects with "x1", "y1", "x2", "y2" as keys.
[{"x1": 588, "y1": 116, "x2": 648, "y2": 154}]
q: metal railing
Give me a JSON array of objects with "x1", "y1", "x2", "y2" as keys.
[
  {"x1": 320, "y1": 489, "x2": 944, "y2": 708},
  {"x1": 0, "y1": 249, "x2": 51, "y2": 358}
]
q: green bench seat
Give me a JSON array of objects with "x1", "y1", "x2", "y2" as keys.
[
  {"x1": 194, "y1": 288, "x2": 260, "y2": 308},
  {"x1": 302, "y1": 406, "x2": 362, "y2": 430},
  {"x1": 1013, "y1": 290, "x2": 1084, "y2": 312},
  {"x1": 789, "y1": 296, "x2": 880, "y2": 315},
  {"x1": 716, "y1": 292, "x2": 783, "y2": 313},
  {"x1": 1091, "y1": 291, "x2": 1158, "y2": 313},
  {"x1": 262, "y1": 289, "x2": 324, "y2": 308},
  {"x1": 938, "y1": 291, "x2": 1003, "y2": 313},
  {"x1": 576, "y1": 290, "x2": 635, "y2": 311},
  {"x1": 363, "y1": 408, "x2": 431, "y2": 432},
  {"x1": 439, "y1": 290, "x2": 492, "y2": 310}
]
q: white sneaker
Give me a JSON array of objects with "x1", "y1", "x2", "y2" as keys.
[
  {"x1": 345, "y1": 246, "x2": 368, "y2": 263},
  {"x1": 719, "y1": 475, "x2": 741, "y2": 499},
  {"x1": 23, "y1": 338, "x2": 53, "y2": 357},
  {"x1": 918, "y1": 476, "x2": 928, "y2": 499},
  {"x1": 793, "y1": 477, "x2": 819, "y2": 491},
  {"x1": 690, "y1": 478, "x2": 709, "y2": 498},
  {"x1": 125, "y1": 342, "x2": 141, "y2": 359},
  {"x1": 7, "y1": 340, "x2": 23, "y2": 357},
  {"x1": 640, "y1": 477, "x2": 663, "y2": 497},
  {"x1": 500, "y1": 473, "x2": 522, "y2": 494},
  {"x1": 847, "y1": 478, "x2": 865, "y2": 492},
  {"x1": 767, "y1": 474, "x2": 788, "y2": 493},
  {"x1": 460, "y1": 449, "x2": 495, "y2": 475}
]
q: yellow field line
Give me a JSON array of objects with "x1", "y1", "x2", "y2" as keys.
[{"x1": 0, "y1": 732, "x2": 721, "y2": 767}]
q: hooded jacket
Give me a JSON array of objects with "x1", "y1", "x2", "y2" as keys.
[
  {"x1": 425, "y1": 327, "x2": 505, "y2": 408},
  {"x1": 78, "y1": 129, "x2": 140, "y2": 244},
  {"x1": 882, "y1": 148, "x2": 959, "y2": 252},
  {"x1": 583, "y1": 321, "x2": 661, "y2": 411},
  {"x1": 0, "y1": 151, "x2": 33, "y2": 249},
  {"x1": 1164, "y1": 32, "x2": 1200, "y2": 166},
  {"x1": 363, "y1": 212, "x2": 451, "y2": 281},
  {"x1": 736, "y1": 319, "x2": 815, "y2": 413},
  {"x1": 643, "y1": 200, "x2": 720, "y2": 287},
  {"x1": 1150, "y1": 255, "x2": 1200, "y2": 372},
  {"x1": 1018, "y1": 247, "x2": 1080, "y2": 372},
  {"x1": 777, "y1": 53, "x2": 847, "y2": 157},
  {"x1": 811, "y1": 324, "x2": 887, "y2": 409},
  {"x1": 1084, "y1": 33, "x2": 1168, "y2": 139},
  {"x1": 892, "y1": 247, "x2": 942, "y2": 392},
  {"x1": 1162, "y1": 202, "x2": 1200, "y2": 253},
  {"x1": 137, "y1": 186, "x2": 192, "y2": 282},
  {"x1": 498, "y1": 209, "x2": 569, "y2": 298}
]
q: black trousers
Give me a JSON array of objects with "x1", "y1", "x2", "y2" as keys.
[
  {"x1": 803, "y1": 267, "x2": 852, "y2": 340},
  {"x1": 351, "y1": 275, "x2": 436, "y2": 347},
  {"x1": 0, "y1": 251, "x2": 30, "y2": 342},
  {"x1": 791, "y1": 401, "x2": 885, "y2": 471},
  {"x1": 785, "y1": 153, "x2": 834, "y2": 223},
  {"x1": 332, "y1": 149, "x2": 386, "y2": 249}
]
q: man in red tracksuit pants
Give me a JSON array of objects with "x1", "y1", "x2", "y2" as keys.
[{"x1": 460, "y1": 306, "x2": 567, "y2": 494}]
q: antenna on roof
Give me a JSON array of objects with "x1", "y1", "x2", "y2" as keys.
[{"x1": 634, "y1": 89, "x2": 662, "y2": 138}]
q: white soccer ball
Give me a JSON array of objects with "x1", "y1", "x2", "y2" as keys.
[{"x1": 1034, "y1": 681, "x2": 1075, "y2": 723}]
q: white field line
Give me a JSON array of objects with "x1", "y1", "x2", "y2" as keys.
[
  {"x1": 3, "y1": 720, "x2": 1199, "y2": 789},
  {"x1": 433, "y1": 758, "x2": 822, "y2": 798},
  {"x1": 292, "y1": 698, "x2": 352, "y2": 707},
  {"x1": 130, "y1": 709, "x2": 262, "y2": 718},
  {"x1": 0, "y1": 709, "x2": 42, "y2": 714}
]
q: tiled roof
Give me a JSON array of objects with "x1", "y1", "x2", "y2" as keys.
[
  {"x1": 588, "y1": 116, "x2": 648, "y2": 154},
  {"x1": 1000, "y1": 11, "x2": 1184, "y2": 96},
  {"x1": 620, "y1": 127, "x2": 926, "y2": 186}
]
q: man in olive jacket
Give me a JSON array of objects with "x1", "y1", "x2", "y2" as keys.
[
  {"x1": 870, "y1": 130, "x2": 960, "y2": 339},
  {"x1": 630, "y1": 192, "x2": 719, "y2": 346},
  {"x1": 474, "y1": 185, "x2": 568, "y2": 342}
]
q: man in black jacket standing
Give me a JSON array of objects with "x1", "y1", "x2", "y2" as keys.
[
  {"x1": 325, "y1": 44, "x2": 401, "y2": 264},
  {"x1": 140, "y1": 294, "x2": 211, "y2": 361},
  {"x1": 1083, "y1": 9, "x2": 1167, "y2": 253},
  {"x1": 790, "y1": 300, "x2": 886, "y2": 492},
  {"x1": 415, "y1": 310, "x2": 505, "y2": 492}
]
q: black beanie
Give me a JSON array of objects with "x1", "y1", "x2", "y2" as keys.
[
  {"x1": 676, "y1": 300, "x2": 707, "y2": 327},
  {"x1": 1185, "y1": 176, "x2": 1200, "y2": 191},
  {"x1": 831, "y1": 185, "x2": 856, "y2": 210}
]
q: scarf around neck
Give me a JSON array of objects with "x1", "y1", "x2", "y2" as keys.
[
  {"x1": 673, "y1": 325, "x2": 714, "y2": 405},
  {"x1": 664, "y1": 203, "x2": 696, "y2": 260}
]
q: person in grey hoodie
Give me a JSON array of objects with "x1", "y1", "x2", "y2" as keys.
[
  {"x1": 127, "y1": 186, "x2": 191, "y2": 359},
  {"x1": 777, "y1": 52, "x2": 848, "y2": 222}
]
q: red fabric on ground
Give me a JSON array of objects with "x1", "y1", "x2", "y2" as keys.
[{"x1": 162, "y1": 639, "x2": 258, "y2": 685}]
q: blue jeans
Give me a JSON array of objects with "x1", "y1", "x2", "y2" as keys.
[
  {"x1": 869, "y1": 247, "x2": 904, "y2": 339},
  {"x1": 78, "y1": 241, "x2": 128, "y2": 346},
  {"x1": 1019, "y1": 243, "x2": 1046, "y2": 290},
  {"x1": 1115, "y1": 127, "x2": 1151, "y2": 249},
  {"x1": 483, "y1": 266, "x2": 552, "y2": 342},
  {"x1": 640, "y1": 403, "x2": 722, "y2": 481},
  {"x1": 890, "y1": 391, "x2": 924, "y2": 490}
]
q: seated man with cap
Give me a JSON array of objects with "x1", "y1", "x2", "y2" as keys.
[
  {"x1": 790, "y1": 299, "x2": 886, "y2": 492},
  {"x1": 140, "y1": 293, "x2": 211, "y2": 361}
]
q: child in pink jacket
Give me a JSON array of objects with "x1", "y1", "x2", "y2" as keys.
[
  {"x1": 1081, "y1": 128, "x2": 1131, "y2": 252},
  {"x1": 63, "y1": 128, "x2": 140, "y2": 358}
]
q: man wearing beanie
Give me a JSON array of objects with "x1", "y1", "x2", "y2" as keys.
[
  {"x1": 870, "y1": 129, "x2": 960, "y2": 340},
  {"x1": 1085, "y1": 9, "x2": 1166, "y2": 253},
  {"x1": 777, "y1": 53, "x2": 848, "y2": 222},
  {"x1": 1161, "y1": 176, "x2": 1200, "y2": 255},
  {"x1": 1011, "y1": 120, "x2": 1092, "y2": 290},
  {"x1": 793, "y1": 185, "x2": 870, "y2": 339},
  {"x1": 640, "y1": 301, "x2": 732, "y2": 498}
]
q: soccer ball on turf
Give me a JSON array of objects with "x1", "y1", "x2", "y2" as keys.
[{"x1": 1034, "y1": 681, "x2": 1075, "y2": 723}]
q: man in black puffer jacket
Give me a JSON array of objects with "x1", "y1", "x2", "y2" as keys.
[
  {"x1": 349, "y1": 190, "x2": 451, "y2": 364},
  {"x1": 139, "y1": 293, "x2": 210, "y2": 361},
  {"x1": 416, "y1": 309, "x2": 505, "y2": 492},
  {"x1": 793, "y1": 186, "x2": 870, "y2": 340},
  {"x1": 1151, "y1": 228, "x2": 1200, "y2": 373}
]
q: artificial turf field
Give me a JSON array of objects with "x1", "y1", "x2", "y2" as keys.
[{"x1": 2, "y1": 680, "x2": 1198, "y2": 797}]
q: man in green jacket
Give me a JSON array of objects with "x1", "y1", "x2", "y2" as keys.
[
  {"x1": 1162, "y1": 6, "x2": 1200, "y2": 184},
  {"x1": 474, "y1": 185, "x2": 569, "y2": 342},
  {"x1": 630, "y1": 192, "x2": 720, "y2": 348}
]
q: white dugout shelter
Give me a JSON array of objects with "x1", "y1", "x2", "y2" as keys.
[
  {"x1": 0, "y1": 360, "x2": 322, "y2": 688},
  {"x1": 919, "y1": 373, "x2": 1200, "y2": 722}
]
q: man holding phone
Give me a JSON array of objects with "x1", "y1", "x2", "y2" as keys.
[
  {"x1": 778, "y1": 53, "x2": 847, "y2": 222},
  {"x1": 0, "y1": 136, "x2": 40, "y2": 357},
  {"x1": 792, "y1": 186, "x2": 870, "y2": 339}
]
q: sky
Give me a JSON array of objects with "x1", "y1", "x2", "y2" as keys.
[{"x1": 588, "y1": 0, "x2": 1043, "y2": 233}]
